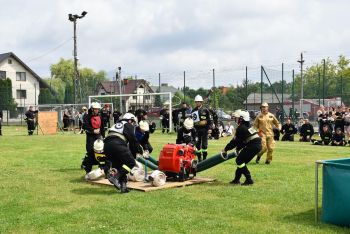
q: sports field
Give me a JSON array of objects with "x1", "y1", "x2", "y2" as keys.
[{"x1": 0, "y1": 126, "x2": 349, "y2": 233}]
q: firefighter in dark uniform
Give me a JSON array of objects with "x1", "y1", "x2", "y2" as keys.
[
  {"x1": 299, "y1": 119, "x2": 314, "y2": 142},
  {"x1": 160, "y1": 103, "x2": 170, "y2": 133},
  {"x1": 281, "y1": 118, "x2": 298, "y2": 141},
  {"x1": 331, "y1": 128, "x2": 346, "y2": 146},
  {"x1": 191, "y1": 95, "x2": 211, "y2": 161},
  {"x1": 81, "y1": 102, "x2": 104, "y2": 173},
  {"x1": 172, "y1": 108, "x2": 180, "y2": 132},
  {"x1": 62, "y1": 108, "x2": 70, "y2": 131},
  {"x1": 104, "y1": 113, "x2": 143, "y2": 193},
  {"x1": 100, "y1": 104, "x2": 111, "y2": 135},
  {"x1": 113, "y1": 109, "x2": 122, "y2": 124},
  {"x1": 135, "y1": 108, "x2": 148, "y2": 124},
  {"x1": 135, "y1": 120, "x2": 153, "y2": 154},
  {"x1": 222, "y1": 110, "x2": 262, "y2": 186},
  {"x1": 0, "y1": 109, "x2": 2, "y2": 136},
  {"x1": 25, "y1": 106, "x2": 38, "y2": 135},
  {"x1": 176, "y1": 118, "x2": 197, "y2": 145},
  {"x1": 179, "y1": 102, "x2": 189, "y2": 126},
  {"x1": 312, "y1": 125, "x2": 332, "y2": 145}
]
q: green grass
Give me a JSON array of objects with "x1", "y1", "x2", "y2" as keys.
[{"x1": 0, "y1": 126, "x2": 349, "y2": 233}]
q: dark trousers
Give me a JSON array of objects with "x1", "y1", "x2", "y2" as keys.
[
  {"x1": 82, "y1": 134, "x2": 100, "y2": 173},
  {"x1": 142, "y1": 143, "x2": 153, "y2": 153},
  {"x1": 195, "y1": 127, "x2": 208, "y2": 160},
  {"x1": 104, "y1": 139, "x2": 136, "y2": 178},
  {"x1": 63, "y1": 118, "x2": 70, "y2": 131},
  {"x1": 234, "y1": 138, "x2": 262, "y2": 181},
  {"x1": 162, "y1": 119, "x2": 169, "y2": 133},
  {"x1": 27, "y1": 120, "x2": 35, "y2": 135},
  {"x1": 300, "y1": 134, "x2": 312, "y2": 142},
  {"x1": 0, "y1": 121, "x2": 2, "y2": 135},
  {"x1": 281, "y1": 134, "x2": 294, "y2": 141}
]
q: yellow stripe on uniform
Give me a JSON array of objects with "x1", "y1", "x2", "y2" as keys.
[
  {"x1": 122, "y1": 164, "x2": 132, "y2": 172},
  {"x1": 237, "y1": 163, "x2": 246, "y2": 168}
]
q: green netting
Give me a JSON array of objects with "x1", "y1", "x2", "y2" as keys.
[{"x1": 322, "y1": 158, "x2": 350, "y2": 227}]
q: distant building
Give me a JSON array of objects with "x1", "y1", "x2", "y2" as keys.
[
  {"x1": 0, "y1": 52, "x2": 49, "y2": 111},
  {"x1": 244, "y1": 93, "x2": 292, "y2": 111},
  {"x1": 96, "y1": 79, "x2": 154, "y2": 111}
]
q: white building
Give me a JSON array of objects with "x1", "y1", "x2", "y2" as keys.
[{"x1": 0, "y1": 52, "x2": 48, "y2": 111}]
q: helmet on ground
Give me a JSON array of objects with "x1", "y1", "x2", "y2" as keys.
[
  {"x1": 122, "y1": 113, "x2": 137, "y2": 122},
  {"x1": 261, "y1": 102, "x2": 269, "y2": 107},
  {"x1": 183, "y1": 118, "x2": 194, "y2": 130},
  {"x1": 85, "y1": 168, "x2": 104, "y2": 181},
  {"x1": 91, "y1": 102, "x2": 101, "y2": 109},
  {"x1": 239, "y1": 111, "x2": 250, "y2": 121},
  {"x1": 93, "y1": 139, "x2": 104, "y2": 153},
  {"x1": 194, "y1": 95, "x2": 203, "y2": 102},
  {"x1": 139, "y1": 120, "x2": 149, "y2": 131}
]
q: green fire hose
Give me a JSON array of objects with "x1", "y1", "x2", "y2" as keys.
[
  {"x1": 196, "y1": 151, "x2": 237, "y2": 173},
  {"x1": 146, "y1": 155, "x2": 159, "y2": 166},
  {"x1": 136, "y1": 157, "x2": 158, "y2": 170}
]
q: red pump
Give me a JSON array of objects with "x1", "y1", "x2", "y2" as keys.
[{"x1": 158, "y1": 144, "x2": 198, "y2": 181}]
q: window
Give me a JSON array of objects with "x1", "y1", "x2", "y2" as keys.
[
  {"x1": 100, "y1": 93, "x2": 105, "y2": 95},
  {"x1": 8, "y1": 59, "x2": 12, "y2": 64},
  {"x1": 16, "y1": 90, "x2": 27, "y2": 99},
  {"x1": 0, "y1": 70, "x2": 6, "y2": 79},
  {"x1": 16, "y1": 72, "x2": 26, "y2": 81}
]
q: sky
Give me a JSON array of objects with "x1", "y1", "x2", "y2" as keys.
[{"x1": 1, "y1": 0, "x2": 350, "y2": 88}]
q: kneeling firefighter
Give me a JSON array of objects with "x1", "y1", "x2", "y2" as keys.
[
  {"x1": 104, "y1": 113, "x2": 143, "y2": 193},
  {"x1": 222, "y1": 110, "x2": 262, "y2": 186}
]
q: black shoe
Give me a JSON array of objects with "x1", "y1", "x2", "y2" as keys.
[
  {"x1": 241, "y1": 179, "x2": 254, "y2": 186},
  {"x1": 229, "y1": 180, "x2": 241, "y2": 185},
  {"x1": 256, "y1": 156, "x2": 261, "y2": 164},
  {"x1": 107, "y1": 169, "x2": 121, "y2": 191},
  {"x1": 265, "y1": 161, "x2": 270, "y2": 165},
  {"x1": 120, "y1": 181, "x2": 130, "y2": 193}
]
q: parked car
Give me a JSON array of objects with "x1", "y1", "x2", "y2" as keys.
[{"x1": 216, "y1": 109, "x2": 231, "y2": 120}]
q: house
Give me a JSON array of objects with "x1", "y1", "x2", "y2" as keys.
[
  {"x1": 96, "y1": 79, "x2": 155, "y2": 111},
  {"x1": 150, "y1": 83, "x2": 178, "y2": 102},
  {"x1": 0, "y1": 52, "x2": 49, "y2": 111},
  {"x1": 244, "y1": 93, "x2": 292, "y2": 111}
]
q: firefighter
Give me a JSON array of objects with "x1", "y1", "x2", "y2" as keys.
[
  {"x1": 222, "y1": 110, "x2": 262, "y2": 186},
  {"x1": 299, "y1": 119, "x2": 314, "y2": 142},
  {"x1": 78, "y1": 106, "x2": 88, "y2": 134},
  {"x1": 93, "y1": 139, "x2": 110, "y2": 176},
  {"x1": 160, "y1": 103, "x2": 170, "y2": 133},
  {"x1": 81, "y1": 102, "x2": 104, "y2": 173},
  {"x1": 281, "y1": 118, "x2": 298, "y2": 141},
  {"x1": 101, "y1": 104, "x2": 111, "y2": 135},
  {"x1": 311, "y1": 125, "x2": 332, "y2": 145},
  {"x1": 0, "y1": 109, "x2": 2, "y2": 136},
  {"x1": 62, "y1": 108, "x2": 70, "y2": 131},
  {"x1": 25, "y1": 106, "x2": 38, "y2": 136},
  {"x1": 135, "y1": 120, "x2": 153, "y2": 154},
  {"x1": 135, "y1": 108, "x2": 148, "y2": 124},
  {"x1": 179, "y1": 102, "x2": 189, "y2": 126},
  {"x1": 331, "y1": 127, "x2": 346, "y2": 146},
  {"x1": 254, "y1": 102, "x2": 280, "y2": 164},
  {"x1": 112, "y1": 109, "x2": 122, "y2": 124},
  {"x1": 191, "y1": 95, "x2": 211, "y2": 161},
  {"x1": 176, "y1": 118, "x2": 197, "y2": 145},
  {"x1": 104, "y1": 113, "x2": 143, "y2": 193}
]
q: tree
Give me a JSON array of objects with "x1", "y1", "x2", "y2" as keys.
[{"x1": 0, "y1": 78, "x2": 17, "y2": 115}]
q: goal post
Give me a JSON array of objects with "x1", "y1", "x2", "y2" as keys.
[{"x1": 88, "y1": 92, "x2": 173, "y2": 132}]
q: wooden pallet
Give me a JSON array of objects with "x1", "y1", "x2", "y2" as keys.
[{"x1": 88, "y1": 177, "x2": 216, "y2": 192}]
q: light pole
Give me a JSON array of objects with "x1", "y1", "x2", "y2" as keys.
[
  {"x1": 117, "y1": 67, "x2": 122, "y2": 113},
  {"x1": 297, "y1": 52, "x2": 305, "y2": 119},
  {"x1": 68, "y1": 11, "x2": 87, "y2": 105}
]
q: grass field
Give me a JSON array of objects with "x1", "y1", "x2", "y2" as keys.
[{"x1": 0, "y1": 126, "x2": 349, "y2": 233}]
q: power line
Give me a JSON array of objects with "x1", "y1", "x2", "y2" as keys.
[{"x1": 27, "y1": 38, "x2": 73, "y2": 62}]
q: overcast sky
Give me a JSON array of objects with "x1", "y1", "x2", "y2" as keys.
[{"x1": 1, "y1": 0, "x2": 350, "y2": 88}]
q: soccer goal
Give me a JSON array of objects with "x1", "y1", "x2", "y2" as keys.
[{"x1": 88, "y1": 92, "x2": 173, "y2": 132}]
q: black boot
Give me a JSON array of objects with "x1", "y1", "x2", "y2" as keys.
[
  {"x1": 230, "y1": 168, "x2": 242, "y2": 185},
  {"x1": 81, "y1": 155, "x2": 92, "y2": 173},
  {"x1": 196, "y1": 152, "x2": 202, "y2": 162},
  {"x1": 0, "y1": 130, "x2": 2, "y2": 136},
  {"x1": 119, "y1": 175, "x2": 130, "y2": 194},
  {"x1": 241, "y1": 166, "x2": 254, "y2": 186},
  {"x1": 255, "y1": 155, "x2": 261, "y2": 164},
  {"x1": 202, "y1": 151, "x2": 208, "y2": 161},
  {"x1": 107, "y1": 168, "x2": 121, "y2": 190}
]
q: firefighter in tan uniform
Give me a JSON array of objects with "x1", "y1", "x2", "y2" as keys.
[{"x1": 254, "y1": 103, "x2": 281, "y2": 164}]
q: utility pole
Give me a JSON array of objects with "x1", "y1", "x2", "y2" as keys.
[
  {"x1": 68, "y1": 11, "x2": 87, "y2": 105},
  {"x1": 117, "y1": 67, "x2": 122, "y2": 113},
  {"x1": 183, "y1": 71, "x2": 186, "y2": 103},
  {"x1": 245, "y1": 66, "x2": 248, "y2": 110},
  {"x1": 212, "y1": 68, "x2": 216, "y2": 109},
  {"x1": 323, "y1": 59, "x2": 326, "y2": 106},
  {"x1": 297, "y1": 53, "x2": 305, "y2": 118}
]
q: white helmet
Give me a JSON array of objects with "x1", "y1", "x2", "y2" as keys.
[
  {"x1": 232, "y1": 109, "x2": 242, "y2": 118},
  {"x1": 139, "y1": 120, "x2": 149, "y2": 131},
  {"x1": 91, "y1": 102, "x2": 101, "y2": 109},
  {"x1": 122, "y1": 113, "x2": 137, "y2": 122},
  {"x1": 148, "y1": 170, "x2": 166, "y2": 187},
  {"x1": 183, "y1": 118, "x2": 194, "y2": 130},
  {"x1": 163, "y1": 101, "x2": 170, "y2": 106},
  {"x1": 93, "y1": 139, "x2": 104, "y2": 153},
  {"x1": 194, "y1": 95, "x2": 203, "y2": 102},
  {"x1": 239, "y1": 111, "x2": 250, "y2": 121}
]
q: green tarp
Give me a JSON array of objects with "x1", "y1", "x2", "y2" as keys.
[{"x1": 322, "y1": 158, "x2": 350, "y2": 227}]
